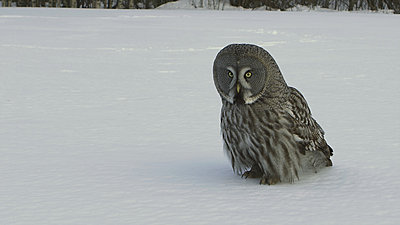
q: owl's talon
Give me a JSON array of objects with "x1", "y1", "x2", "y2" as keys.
[
  {"x1": 241, "y1": 167, "x2": 262, "y2": 179},
  {"x1": 241, "y1": 171, "x2": 251, "y2": 178},
  {"x1": 259, "y1": 175, "x2": 280, "y2": 185}
]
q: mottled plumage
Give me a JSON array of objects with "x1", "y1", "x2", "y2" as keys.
[{"x1": 213, "y1": 44, "x2": 333, "y2": 185}]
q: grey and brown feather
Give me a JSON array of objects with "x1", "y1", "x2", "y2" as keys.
[{"x1": 213, "y1": 44, "x2": 333, "y2": 185}]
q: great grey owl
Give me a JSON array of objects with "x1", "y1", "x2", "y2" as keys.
[{"x1": 213, "y1": 44, "x2": 333, "y2": 185}]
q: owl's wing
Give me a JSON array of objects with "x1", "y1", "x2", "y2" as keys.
[{"x1": 286, "y1": 87, "x2": 333, "y2": 158}]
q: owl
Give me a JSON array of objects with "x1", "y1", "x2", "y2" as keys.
[{"x1": 213, "y1": 44, "x2": 333, "y2": 185}]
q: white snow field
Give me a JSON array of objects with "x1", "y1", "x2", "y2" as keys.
[{"x1": 1, "y1": 8, "x2": 399, "y2": 225}]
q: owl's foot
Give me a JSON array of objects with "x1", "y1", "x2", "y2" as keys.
[
  {"x1": 241, "y1": 166, "x2": 262, "y2": 179},
  {"x1": 259, "y1": 175, "x2": 280, "y2": 185}
]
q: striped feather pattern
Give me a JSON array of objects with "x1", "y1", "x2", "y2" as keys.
[{"x1": 220, "y1": 87, "x2": 333, "y2": 184}]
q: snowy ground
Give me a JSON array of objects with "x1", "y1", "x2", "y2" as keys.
[{"x1": 1, "y1": 8, "x2": 399, "y2": 225}]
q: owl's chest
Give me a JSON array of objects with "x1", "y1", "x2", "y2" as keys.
[
  {"x1": 221, "y1": 104, "x2": 273, "y2": 133},
  {"x1": 221, "y1": 106, "x2": 267, "y2": 149},
  {"x1": 222, "y1": 106, "x2": 255, "y2": 132},
  {"x1": 221, "y1": 104, "x2": 293, "y2": 150}
]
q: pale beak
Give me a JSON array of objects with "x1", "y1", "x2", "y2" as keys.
[{"x1": 236, "y1": 83, "x2": 240, "y2": 93}]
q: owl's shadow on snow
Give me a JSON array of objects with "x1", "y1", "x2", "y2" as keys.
[
  {"x1": 160, "y1": 159, "x2": 238, "y2": 185},
  {"x1": 157, "y1": 158, "x2": 337, "y2": 187}
]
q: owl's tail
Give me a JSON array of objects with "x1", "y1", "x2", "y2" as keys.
[{"x1": 325, "y1": 145, "x2": 333, "y2": 167}]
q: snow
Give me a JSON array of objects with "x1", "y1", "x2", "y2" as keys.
[{"x1": 1, "y1": 8, "x2": 399, "y2": 225}]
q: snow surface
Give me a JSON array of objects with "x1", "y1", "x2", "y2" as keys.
[{"x1": 1, "y1": 8, "x2": 399, "y2": 225}]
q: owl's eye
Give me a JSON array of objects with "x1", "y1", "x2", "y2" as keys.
[
  {"x1": 227, "y1": 71, "x2": 234, "y2": 78},
  {"x1": 245, "y1": 71, "x2": 252, "y2": 78}
]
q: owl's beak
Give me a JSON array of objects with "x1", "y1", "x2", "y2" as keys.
[{"x1": 233, "y1": 83, "x2": 244, "y2": 104}]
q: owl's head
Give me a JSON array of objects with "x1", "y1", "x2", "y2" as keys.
[{"x1": 213, "y1": 44, "x2": 288, "y2": 104}]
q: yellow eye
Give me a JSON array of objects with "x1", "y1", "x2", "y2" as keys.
[
  {"x1": 228, "y1": 71, "x2": 233, "y2": 78},
  {"x1": 245, "y1": 71, "x2": 252, "y2": 78}
]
